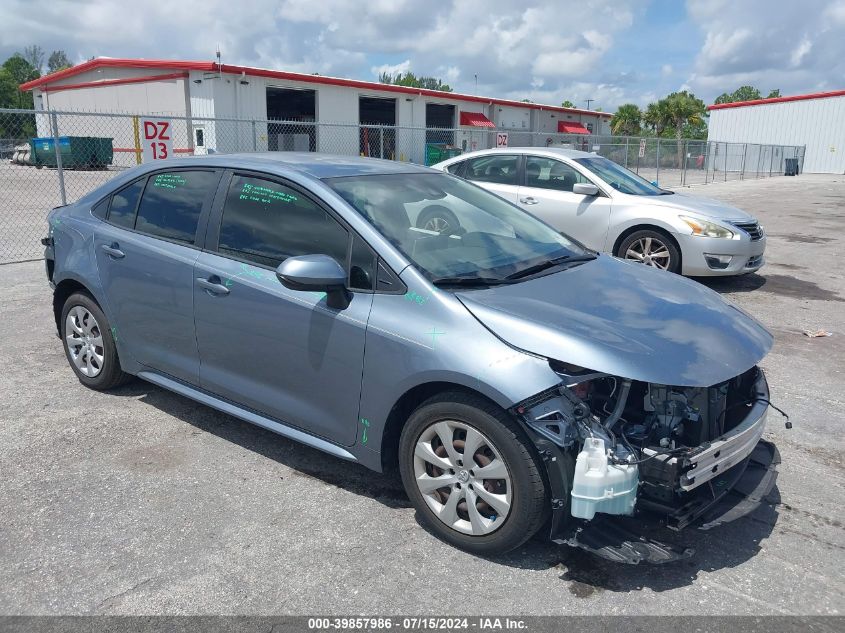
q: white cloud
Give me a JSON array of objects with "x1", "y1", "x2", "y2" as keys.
[
  {"x1": 0, "y1": 0, "x2": 641, "y2": 100},
  {"x1": 371, "y1": 60, "x2": 412, "y2": 79},
  {"x1": 686, "y1": 0, "x2": 845, "y2": 97},
  {"x1": 1, "y1": 0, "x2": 842, "y2": 114}
]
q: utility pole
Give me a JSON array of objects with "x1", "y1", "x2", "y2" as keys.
[
  {"x1": 474, "y1": 74, "x2": 478, "y2": 92},
  {"x1": 585, "y1": 99, "x2": 594, "y2": 110}
]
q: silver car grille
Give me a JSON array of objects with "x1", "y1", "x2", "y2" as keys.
[{"x1": 731, "y1": 221, "x2": 763, "y2": 241}]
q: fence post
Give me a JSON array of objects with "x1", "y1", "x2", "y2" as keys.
[
  {"x1": 131, "y1": 116, "x2": 142, "y2": 165},
  {"x1": 740, "y1": 143, "x2": 747, "y2": 180},
  {"x1": 681, "y1": 140, "x2": 686, "y2": 186},
  {"x1": 251, "y1": 120, "x2": 257, "y2": 151},
  {"x1": 50, "y1": 111, "x2": 67, "y2": 206},
  {"x1": 379, "y1": 125, "x2": 385, "y2": 159},
  {"x1": 624, "y1": 137, "x2": 629, "y2": 168},
  {"x1": 655, "y1": 138, "x2": 660, "y2": 185},
  {"x1": 768, "y1": 146, "x2": 774, "y2": 177}
]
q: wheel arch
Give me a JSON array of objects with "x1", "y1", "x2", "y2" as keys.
[
  {"x1": 53, "y1": 278, "x2": 95, "y2": 336},
  {"x1": 379, "y1": 381, "x2": 512, "y2": 473}
]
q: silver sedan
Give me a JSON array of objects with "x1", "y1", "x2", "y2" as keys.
[{"x1": 431, "y1": 147, "x2": 765, "y2": 276}]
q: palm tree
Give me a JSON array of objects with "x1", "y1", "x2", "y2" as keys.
[
  {"x1": 610, "y1": 103, "x2": 642, "y2": 136},
  {"x1": 663, "y1": 91, "x2": 706, "y2": 167},
  {"x1": 643, "y1": 100, "x2": 669, "y2": 137}
]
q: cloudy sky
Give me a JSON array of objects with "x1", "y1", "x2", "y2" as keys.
[{"x1": 2, "y1": 0, "x2": 844, "y2": 110}]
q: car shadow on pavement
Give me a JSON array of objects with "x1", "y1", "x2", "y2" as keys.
[
  {"x1": 694, "y1": 273, "x2": 767, "y2": 294},
  {"x1": 110, "y1": 380, "x2": 780, "y2": 592},
  {"x1": 110, "y1": 380, "x2": 412, "y2": 510},
  {"x1": 485, "y1": 488, "x2": 781, "y2": 593}
]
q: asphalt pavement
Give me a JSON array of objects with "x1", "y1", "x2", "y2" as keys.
[{"x1": 0, "y1": 173, "x2": 843, "y2": 615}]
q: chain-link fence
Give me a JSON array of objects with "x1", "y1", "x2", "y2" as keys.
[{"x1": 0, "y1": 107, "x2": 806, "y2": 264}]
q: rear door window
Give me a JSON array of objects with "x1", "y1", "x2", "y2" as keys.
[
  {"x1": 217, "y1": 174, "x2": 349, "y2": 270},
  {"x1": 463, "y1": 154, "x2": 520, "y2": 185},
  {"x1": 524, "y1": 157, "x2": 592, "y2": 192},
  {"x1": 134, "y1": 171, "x2": 218, "y2": 244}
]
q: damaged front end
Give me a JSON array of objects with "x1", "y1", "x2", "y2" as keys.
[{"x1": 512, "y1": 362, "x2": 782, "y2": 564}]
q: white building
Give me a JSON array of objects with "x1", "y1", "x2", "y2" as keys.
[
  {"x1": 21, "y1": 57, "x2": 611, "y2": 166},
  {"x1": 707, "y1": 90, "x2": 845, "y2": 174}
]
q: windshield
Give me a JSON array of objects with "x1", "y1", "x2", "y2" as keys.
[
  {"x1": 574, "y1": 156, "x2": 671, "y2": 196},
  {"x1": 326, "y1": 172, "x2": 589, "y2": 283}
]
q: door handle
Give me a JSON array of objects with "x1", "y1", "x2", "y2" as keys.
[
  {"x1": 100, "y1": 243, "x2": 125, "y2": 259},
  {"x1": 519, "y1": 196, "x2": 538, "y2": 205},
  {"x1": 196, "y1": 277, "x2": 230, "y2": 296}
]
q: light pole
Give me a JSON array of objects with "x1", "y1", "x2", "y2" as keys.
[{"x1": 585, "y1": 99, "x2": 594, "y2": 110}]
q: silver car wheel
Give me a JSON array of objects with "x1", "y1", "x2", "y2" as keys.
[
  {"x1": 65, "y1": 305, "x2": 105, "y2": 377},
  {"x1": 423, "y1": 216, "x2": 450, "y2": 233},
  {"x1": 413, "y1": 420, "x2": 512, "y2": 536},
  {"x1": 625, "y1": 236, "x2": 672, "y2": 270}
]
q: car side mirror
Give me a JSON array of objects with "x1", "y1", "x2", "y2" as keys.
[
  {"x1": 573, "y1": 183, "x2": 599, "y2": 196},
  {"x1": 276, "y1": 254, "x2": 351, "y2": 310}
]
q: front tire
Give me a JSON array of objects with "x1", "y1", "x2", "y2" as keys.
[
  {"x1": 617, "y1": 229, "x2": 681, "y2": 273},
  {"x1": 60, "y1": 291, "x2": 131, "y2": 390},
  {"x1": 417, "y1": 206, "x2": 461, "y2": 236},
  {"x1": 399, "y1": 392, "x2": 548, "y2": 555}
]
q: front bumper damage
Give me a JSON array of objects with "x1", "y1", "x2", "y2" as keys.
[
  {"x1": 512, "y1": 368, "x2": 782, "y2": 564},
  {"x1": 561, "y1": 440, "x2": 780, "y2": 564}
]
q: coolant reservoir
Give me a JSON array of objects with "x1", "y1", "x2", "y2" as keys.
[{"x1": 570, "y1": 438, "x2": 639, "y2": 520}]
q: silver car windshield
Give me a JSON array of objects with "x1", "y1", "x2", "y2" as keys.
[
  {"x1": 574, "y1": 156, "x2": 672, "y2": 196},
  {"x1": 327, "y1": 173, "x2": 589, "y2": 284}
]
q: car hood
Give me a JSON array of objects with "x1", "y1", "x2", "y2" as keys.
[
  {"x1": 630, "y1": 192, "x2": 756, "y2": 222},
  {"x1": 456, "y1": 256, "x2": 772, "y2": 387}
]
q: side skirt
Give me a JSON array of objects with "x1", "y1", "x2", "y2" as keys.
[{"x1": 137, "y1": 371, "x2": 358, "y2": 462}]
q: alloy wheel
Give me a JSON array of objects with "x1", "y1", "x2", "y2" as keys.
[
  {"x1": 624, "y1": 236, "x2": 672, "y2": 270},
  {"x1": 413, "y1": 420, "x2": 512, "y2": 535},
  {"x1": 423, "y1": 216, "x2": 451, "y2": 233},
  {"x1": 65, "y1": 305, "x2": 105, "y2": 377}
]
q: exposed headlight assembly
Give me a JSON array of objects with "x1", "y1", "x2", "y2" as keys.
[{"x1": 679, "y1": 216, "x2": 735, "y2": 239}]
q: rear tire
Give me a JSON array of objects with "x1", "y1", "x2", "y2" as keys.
[
  {"x1": 399, "y1": 392, "x2": 548, "y2": 555},
  {"x1": 60, "y1": 291, "x2": 131, "y2": 390}
]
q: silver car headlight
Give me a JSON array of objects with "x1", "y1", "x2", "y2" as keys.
[{"x1": 679, "y1": 216, "x2": 735, "y2": 239}]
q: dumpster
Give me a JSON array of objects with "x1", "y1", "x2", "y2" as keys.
[
  {"x1": 31, "y1": 136, "x2": 114, "y2": 169},
  {"x1": 425, "y1": 143, "x2": 462, "y2": 166},
  {"x1": 784, "y1": 158, "x2": 799, "y2": 176}
]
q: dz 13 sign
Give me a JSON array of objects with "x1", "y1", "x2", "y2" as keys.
[{"x1": 141, "y1": 119, "x2": 173, "y2": 162}]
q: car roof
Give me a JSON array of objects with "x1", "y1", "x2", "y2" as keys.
[
  {"x1": 131, "y1": 152, "x2": 433, "y2": 179},
  {"x1": 437, "y1": 146, "x2": 597, "y2": 164}
]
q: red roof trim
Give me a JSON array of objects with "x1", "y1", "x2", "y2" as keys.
[
  {"x1": 459, "y1": 111, "x2": 495, "y2": 127},
  {"x1": 557, "y1": 121, "x2": 590, "y2": 134},
  {"x1": 40, "y1": 71, "x2": 188, "y2": 93},
  {"x1": 21, "y1": 57, "x2": 612, "y2": 118},
  {"x1": 707, "y1": 89, "x2": 845, "y2": 111}
]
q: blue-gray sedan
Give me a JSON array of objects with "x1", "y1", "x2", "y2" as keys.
[{"x1": 44, "y1": 153, "x2": 779, "y2": 560}]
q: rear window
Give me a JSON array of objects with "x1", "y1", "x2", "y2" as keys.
[{"x1": 134, "y1": 171, "x2": 218, "y2": 244}]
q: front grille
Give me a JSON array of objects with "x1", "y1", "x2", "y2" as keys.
[{"x1": 732, "y1": 221, "x2": 763, "y2": 241}]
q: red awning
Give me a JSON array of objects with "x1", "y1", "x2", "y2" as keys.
[
  {"x1": 558, "y1": 121, "x2": 590, "y2": 134},
  {"x1": 460, "y1": 111, "x2": 495, "y2": 127}
]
